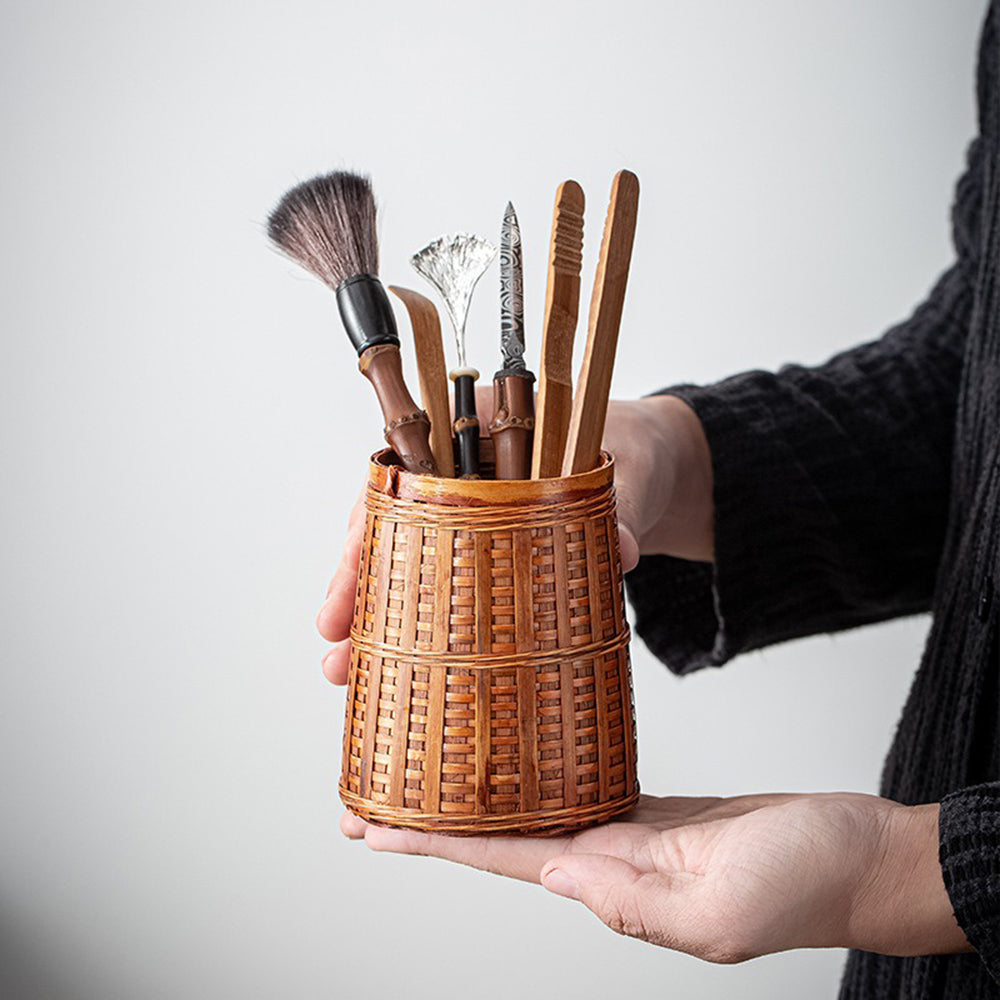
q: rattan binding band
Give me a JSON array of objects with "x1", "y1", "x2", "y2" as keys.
[
  {"x1": 351, "y1": 626, "x2": 631, "y2": 672},
  {"x1": 340, "y1": 785, "x2": 642, "y2": 836}
]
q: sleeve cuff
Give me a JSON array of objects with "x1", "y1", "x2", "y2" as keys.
[{"x1": 939, "y1": 784, "x2": 1000, "y2": 981}]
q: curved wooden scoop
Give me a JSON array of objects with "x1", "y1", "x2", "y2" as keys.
[{"x1": 389, "y1": 285, "x2": 456, "y2": 478}]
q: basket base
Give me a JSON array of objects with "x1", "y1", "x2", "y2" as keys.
[{"x1": 339, "y1": 785, "x2": 641, "y2": 837}]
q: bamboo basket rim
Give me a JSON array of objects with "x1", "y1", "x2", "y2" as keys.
[{"x1": 369, "y1": 447, "x2": 616, "y2": 506}]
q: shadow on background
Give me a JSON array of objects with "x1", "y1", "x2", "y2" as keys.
[{"x1": 0, "y1": 905, "x2": 98, "y2": 1000}]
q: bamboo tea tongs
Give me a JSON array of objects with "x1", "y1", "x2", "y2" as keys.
[
  {"x1": 561, "y1": 170, "x2": 640, "y2": 476},
  {"x1": 531, "y1": 180, "x2": 585, "y2": 479}
]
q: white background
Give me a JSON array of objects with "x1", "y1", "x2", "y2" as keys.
[{"x1": 0, "y1": 1, "x2": 984, "y2": 996}]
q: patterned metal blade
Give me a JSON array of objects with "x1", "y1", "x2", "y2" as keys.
[{"x1": 499, "y1": 201, "x2": 526, "y2": 374}]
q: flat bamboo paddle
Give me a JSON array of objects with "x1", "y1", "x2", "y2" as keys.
[
  {"x1": 561, "y1": 170, "x2": 640, "y2": 477},
  {"x1": 389, "y1": 285, "x2": 456, "y2": 478},
  {"x1": 531, "y1": 180, "x2": 585, "y2": 479}
]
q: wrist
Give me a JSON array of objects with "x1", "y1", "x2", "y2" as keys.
[{"x1": 849, "y1": 803, "x2": 971, "y2": 956}]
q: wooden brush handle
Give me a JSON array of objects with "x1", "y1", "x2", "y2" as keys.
[
  {"x1": 388, "y1": 286, "x2": 455, "y2": 477},
  {"x1": 562, "y1": 170, "x2": 640, "y2": 477},
  {"x1": 358, "y1": 344, "x2": 438, "y2": 475},
  {"x1": 491, "y1": 371, "x2": 535, "y2": 480},
  {"x1": 532, "y1": 180, "x2": 584, "y2": 479},
  {"x1": 451, "y1": 369, "x2": 480, "y2": 478}
]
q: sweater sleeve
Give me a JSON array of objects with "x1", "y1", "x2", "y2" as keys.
[
  {"x1": 625, "y1": 137, "x2": 984, "y2": 675},
  {"x1": 939, "y1": 784, "x2": 1000, "y2": 981}
]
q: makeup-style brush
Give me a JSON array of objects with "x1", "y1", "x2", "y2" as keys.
[
  {"x1": 490, "y1": 202, "x2": 535, "y2": 480},
  {"x1": 562, "y1": 169, "x2": 640, "y2": 476},
  {"x1": 532, "y1": 180, "x2": 585, "y2": 479},
  {"x1": 411, "y1": 234, "x2": 497, "y2": 479},
  {"x1": 267, "y1": 172, "x2": 438, "y2": 476},
  {"x1": 388, "y1": 286, "x2": 455, "y2": 478}
]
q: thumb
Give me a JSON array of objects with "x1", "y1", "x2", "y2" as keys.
[
  {"x1": 617, "y1": 521, "x2": 640, "y2": 573},
  {"x1": 612, "y1": 480, "x2": 642, "y2": 573},
  {"x1": 541, "y1": 853, "x2": 665, "y2": 942}
]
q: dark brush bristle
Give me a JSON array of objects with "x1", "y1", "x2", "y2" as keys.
[{"x1": 267, "y1": 171, "x2": 379, "y2": 290}]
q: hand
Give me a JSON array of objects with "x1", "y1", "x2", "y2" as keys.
[
  {"x1": 316, "y1": 393, "x2": 713, "y2": 683},
  {"x1": 341, "y1": 792, "x2": 969, "y2": 961}
]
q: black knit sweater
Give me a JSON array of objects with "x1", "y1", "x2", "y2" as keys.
[{"x1": 625, "y1": 6, "x2": 1000, "y2": 998}]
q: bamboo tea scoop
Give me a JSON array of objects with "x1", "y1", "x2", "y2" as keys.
[
  {"x1": 389, "y1": 286, "x2": 456, "y2": 478},
  {"x1": 561, "y1": 170, "x2": 640, "y2": 476},
  {"x1": 531, "y1": 180, "x2": 585, "y2": 479}
]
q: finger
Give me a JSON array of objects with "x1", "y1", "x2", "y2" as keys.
[
  {"x1": 317, "y1": 521, "x2": 365, "y2": 642},
  {"x1": 341, "y1": 811, "x2": 369, "y2": 839},
  {"x1": 321, "y1": 639, "x2": 351, "y2": 685},
  {"x1": 541, "y1": 853, "x2": 681, "y2": 945},
  {"x1": 613, "y1": 794, "x2": 713, "y2": 826},
  {"x1": 360, "y1": 823, "x2": 573, "y2": 883},
  {"x1": 647, "y1": 793, "x2": 801, "y2": 829},
  {"x1": 621, "y1": 793, "x2": 801, "y2": 831},
  {"x1": 356, "y1": 814, "x2": 658, "y2": 877},
  {"x1": 326, "y1": 497, "x2": 365, "y2": 601}
]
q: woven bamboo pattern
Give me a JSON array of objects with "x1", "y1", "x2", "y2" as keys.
[{"x1": 339, "y1": 448, "x2": 639, "y2": 835}]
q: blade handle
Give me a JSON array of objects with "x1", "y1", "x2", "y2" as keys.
[{"x1": 490, "y1": 371, "x2": 535, "y2": 480}]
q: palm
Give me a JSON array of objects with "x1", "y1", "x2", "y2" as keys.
[{"x1": 341, "y1": 791, "x2": 898, "y2": 961}]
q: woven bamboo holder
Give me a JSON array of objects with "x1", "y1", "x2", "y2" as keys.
[{"x1": 340, "y1": 443, "x2": 639, "y2": 836}]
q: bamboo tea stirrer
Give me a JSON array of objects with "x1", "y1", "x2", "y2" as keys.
[
  {"x1": 389, "y1": 286, "x2": 456, "y2": 477},
  {"x1": 561, "y1": 170, "x2": 639, "y2": 476},
  {"x1": 531, "y1": 180, "x2": 585, "y2": 479}
]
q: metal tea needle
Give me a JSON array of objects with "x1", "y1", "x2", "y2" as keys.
[{"x1": 411, "y1": 233, "x2": 497, "y2": 478}]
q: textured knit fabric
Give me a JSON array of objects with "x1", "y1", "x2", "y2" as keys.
[{"x1": 624, "y1": 6, "x2": 1000, "y2": 998}]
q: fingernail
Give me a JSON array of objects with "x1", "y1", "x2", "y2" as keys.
[{"x1": 542, "y1": 868, "x2": 579, "y2": 900}]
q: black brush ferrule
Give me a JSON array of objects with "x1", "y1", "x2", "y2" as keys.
[{"x1": 336, "y1": 274, "x2": 400, "y2": 356}]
